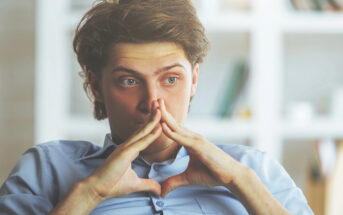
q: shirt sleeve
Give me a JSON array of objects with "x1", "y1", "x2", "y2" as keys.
[
  {"x1": 253, "y1": 151, "x2": 314, "y2": 215},
  {"x1": 219, "y1": 144, "x2": 314, "y2": 215},
  {"x1": 0, "y1": 145, "x2": 55, "y2": 215}
]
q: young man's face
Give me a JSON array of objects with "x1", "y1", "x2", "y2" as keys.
[{"x1": 93, "y1": 42, "x2": 198, "y2": 153}]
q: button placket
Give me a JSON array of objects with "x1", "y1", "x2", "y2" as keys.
[
  {"x1": 156, "y1": 200, "x2": 164, "y2": 207},
  {"x1": 149, "y1": 164, "x2": 164, "y2": 183},
  {"x1": 150, "y1": 195, "x2": 165, "y2": 212},
  {"x1": 153, "y1": 165, "x2": 160, "y2": 171}
]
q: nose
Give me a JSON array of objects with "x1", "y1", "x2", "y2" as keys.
[{"x1": 137, "y1": 83, "x2": 160, "y2": 114}]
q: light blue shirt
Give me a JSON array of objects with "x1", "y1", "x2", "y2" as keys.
[{"x1": 0, "y1": 134, "x2": 313, "y2": 214}]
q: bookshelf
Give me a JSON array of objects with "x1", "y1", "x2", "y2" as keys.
[{"x1": 35, "y1": 0, "x2": 343, "y2": 174}]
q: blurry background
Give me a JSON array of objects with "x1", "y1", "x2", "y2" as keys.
[
  {"x1": 0, "y1": 0, "x2": 36, "y2": 188},
  {"x1": 1, "y1": 0, "x2": 343, "y2": 214}
]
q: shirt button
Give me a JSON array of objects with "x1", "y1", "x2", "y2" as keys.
[
  {"x1": 153, "y1": 165, "x2": 159, "y2": 171},
  {"x1": 156, "y1": 200, "x2": 164, "y2": 207}
]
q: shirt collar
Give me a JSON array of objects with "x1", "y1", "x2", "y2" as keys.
[
  {"x1": 103, "y1": 133, "x2": 118, "y2": 149},
  {"x1": 76, "y1": 133, "x2": 116, "y2": 161}
]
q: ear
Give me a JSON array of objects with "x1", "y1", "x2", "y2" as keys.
[
  {"x1": 88, "y1": 70, "x2": 104, "y2": 102},
  {"x1": 190, "y1": 64, "x2": 199, "y2": 97}
]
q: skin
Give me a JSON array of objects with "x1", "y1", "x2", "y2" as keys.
[
  {"x1": 91, "y1": 42, "x2": 198, "y2": 162},
  {"x1": 49, "y1": 42, "x2": 290, "y2": 215}
]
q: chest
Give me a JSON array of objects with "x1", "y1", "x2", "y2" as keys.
[{"x1": 90, "y1": 186, "x2": 248, "y2": 215}]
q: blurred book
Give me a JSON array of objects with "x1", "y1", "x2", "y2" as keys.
[
  {"x1": 220, "y1": 0, "x2": 251, "y2": 11},
  {"x1": 216, "y1": 59, "x2": 249, "y2": 118},
  {"x1": 328, "y1": 0, "x2": 343, "y2": 10},
  {"x1": 289, "y1": 0, "x2": 343, "y2": 11}
]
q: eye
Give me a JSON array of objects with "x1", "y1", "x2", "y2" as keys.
[
  {"x1": 122, "y1": 78, "x2": 136, "y2": 86},
  {"x1": 164, "y1": 77, "x2": 177, "y2": 85}
]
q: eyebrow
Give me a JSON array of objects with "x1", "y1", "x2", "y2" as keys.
[{"x1": 111, "y1": 63, "x2": 186, "y2": 76}]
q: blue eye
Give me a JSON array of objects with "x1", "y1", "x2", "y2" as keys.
[
  {"x1": 165, "y1": 77, "x2": 177, "y2": 84},
  {"x1": 122, "y1": 79, "x2": 136, "y2": 86}
]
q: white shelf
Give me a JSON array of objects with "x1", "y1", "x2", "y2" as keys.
[
  {"x1": 187, "y1": 117, "x2": 343, "y2": 140},
  {"x1": 199, "y1": 12, "x2": 252, "y2": 32},
  {"x1": 281, "y1": 118, "x2": 343, "y2": 139},
  {"x1": 185, "y1": 117, "x2": 252, "y2": 140},
  {"x1": 282, "y1": 13, "x2": 343, "y2": 34}
]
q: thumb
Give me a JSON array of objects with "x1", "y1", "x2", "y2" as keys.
[
  {"x1": 135, "y1": 178, "x2": 162, "y2": 196},
  {"x1": 161, "y1": 173, "x2": 189, "y2": 198}
]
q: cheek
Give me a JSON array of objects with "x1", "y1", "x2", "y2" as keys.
[
  {"x1": 164, "y1": 85, "x2": 191, "y2": 122},
  {"x1": 103, "y1": 87, "x2": 139, "y2": 114}
]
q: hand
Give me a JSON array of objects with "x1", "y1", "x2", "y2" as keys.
[
  {"x1": 84, "y1": 102, "x2": 163, "y2": 201},
  {"x1": 158, "y1": 99, "x2": 243, "y2": 198}
]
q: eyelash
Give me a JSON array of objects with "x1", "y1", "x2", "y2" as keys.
[
  {"x1": 163, "y1": 77, "x2": 178, "y2": 85},
  {"x1": 122, "y1": 78, "x2": 137, "y2": 86},
  {"x1": 119, "y1": 76, "x2": 179, "y2": 87}
]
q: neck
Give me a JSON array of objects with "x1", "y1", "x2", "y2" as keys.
[{"x1": 140, "y1": 141, "x2": 181, "y2": 163}]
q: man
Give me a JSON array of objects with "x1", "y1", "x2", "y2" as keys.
[{"x1": 0, "y1": 0, "x2": 313, "y2": 214}]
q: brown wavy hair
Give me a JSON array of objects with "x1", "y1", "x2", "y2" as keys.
[{"x1": 73, "y1": 0, "x2": 210, "y2": 120}]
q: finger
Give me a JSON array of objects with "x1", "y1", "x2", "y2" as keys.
[
  {"x1": 135, "y1": 178, "x2": 162, "y2": 196},
  {"x1": 161, "y1": 173, "x2": 188, "y2": 198},
  {"x1": 119, "y1": 121, "x2": 162, "y2": 162},
  {"x1": 126, "y1": 108, "x2": 161, "y2": 145},
  {"x1": 161, "y1": 122, "x2": 192, "y2": 148},
  {"x1": 127, "y1": 103, "x2": 158, "y2": 143},
  {"x1": 128, "y1": 124, "x2": 162, "y2": 155},
  {"x1": 123, "y1": 101, "x2": 157, "y2": 145},
  {"x1": 158, "y1": 99, "x2": 187, "y2": 136}
]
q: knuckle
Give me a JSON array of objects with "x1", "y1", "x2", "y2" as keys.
[
  {"x1": 192, "y1": 133, "x2": 204, "y2": 142},
  {"x1": 140, "y1": 126, "x2": 149, "y2": 135},
  {"x1": 156, "y1": 125, "x2": 162, "y2": 133},
  {"x1": 176, "y1": 121, "x2": 183, "y2": 129},
  {"x1": 145, "y1": 132, "x2": 157, "y2": 141},
  {"x1": 142, "y1": 122, "x2": 154, "y2": 134},
  {"x1": 218, "y1": 173, "x2": 231, "y2": 184}
]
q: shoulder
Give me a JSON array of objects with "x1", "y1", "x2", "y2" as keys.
[
  {"x1": 33, "y1": 139, "x2": 102, "y2": 161},
  {"x1": 1, "y1": 140, "x2": 101, "y2": 188},
  {"x1": 216, "y1": 144, "x2": 266, "y2": 166},
  {"x1": 216, "y1": 144, "x2": 295, "y2": 191},
  {"x1": 0, "y1": 140, "x2": 103, "y2": 206},
  {"x1": 217, "y1": 144, "x2": 313, "y2": 213}
]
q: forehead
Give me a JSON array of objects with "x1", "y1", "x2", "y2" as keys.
[{"x1": 107, "y1": 42, "x2": 191, "y2": 69}]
